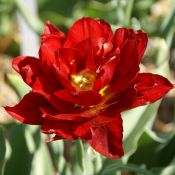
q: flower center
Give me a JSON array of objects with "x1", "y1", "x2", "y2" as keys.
[{"x1": 71, "y1": 70, "x2": 96, "y2": 91}]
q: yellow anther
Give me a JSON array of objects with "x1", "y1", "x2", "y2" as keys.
[
  {"x1": 71, "y1": 70, "x2": 96, "y2": 91},
  {"x1": 99, "y1": 85, "x2": 109, "y2": 96}
]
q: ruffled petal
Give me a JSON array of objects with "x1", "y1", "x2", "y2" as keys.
[
  {"x1": 12, "y1": 56, "x2": 39, "y2": 86},
  {"x1": 39, "y1": 36, "x2": 62, "y2": 67},
  {"x1": 135, "y1": 31, "x2": 147, "y2": 60},
  {"x1": 4, "y1": 92, "x2": 50, "y2": 124},
  {"x1": 12, "y1": 56, "x2": 59, "y2": 92},
  {"x1": 88, "y1": 114, "x2": 124, "y2": 158},
  {"x1": 64, "y1": 17, "x2": 105, "y2": 47},
  {"x1": 114, "y1": 28, "x2": 147, "y2": 60},
  {"x1": 54, "y1": 90, "x2": 102, "y2": 106},
  {"x1": 39, "y1": 36, "x2": 65, "y2": 86},
  {"x1": 131, "y1": 73, "x2": 174, "y2": 107},
  {"x1": 74, "y1": 115, "x2": 113, "y2": 138},
  {"x1": 111, "y1": 35, "x2": 138, "y2": 93},
  {"x1": 56, "y1": 48, "x2": 85, "y2": 74},
  {"x1": 43, "y1": 21, "x2": 64, "y2": 36},
  {"x1": 94, "y1": 49, "x2": 120, "y2": 90},
  {"x1": 36, "y1": 90, "x2": 75, "y2": 113},
  {"x1": 97, "y1": 19, "x2": 113, "y2": 41},
  {"x1": 113, "y1": 28, "x2": 130, "y2": 48},
  {"x1": 41, "y1": 119, "x2": 85, "y2": 140},
  {"x1": 76, "y1": 37, "x2": 101, "y2": 71}
]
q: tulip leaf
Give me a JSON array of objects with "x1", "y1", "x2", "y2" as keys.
[
  {"x1": 3, "y1": 125, "x2": 33, "y2": 175},
  {"x1": 50, "y1": 140, "x2": 65, "y2": 173},
  {"x1": 6, "y1": 73, "x2": 31, "y2": 99},
  {"x1": 0, "y1": 127, "x2": 6, "y2": 175},
  {"x1": 62, "y1": 165, "x2": 72, "y2": 175},
  {"x1": 151, "y1": 159, "x2": 175, "y2": 175},
  {"x1": 156, "y1": 132, "x2": 175, "y2": 167},
  {"x1": 159, "y1": 160, "x2": 175, "y2": 175},
  {"x1": 30, "y1": 142, "x2": 53, "y2": 175},
  {"x1": 124, "y1": 0, "x2": 135, "y2": 27},
  {"x1": 75, "y1": 139, "x2": 84, "y2": 171},
  {"x1": 92, "y1": 153, "x2": 102, "y2": 174},
  {"x1": 101, "y1": 162, "x2": 154, "y2": 175},
  {"x1": 72, "y1": 144, "x2": 94, "y2": 175},
  {"x1": 128, "y1": 131, "x2": 163, "y2": 168},
  {"x1": 159, "y1": 1, "x2": 175, "y2": 37},
  {"x1": 123, "y1": 101, "x2": 160, "y2": 158}
]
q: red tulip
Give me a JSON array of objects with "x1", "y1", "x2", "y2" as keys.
[{"x1": 5, "y1": 17, "x2": 174, "y2": 158}]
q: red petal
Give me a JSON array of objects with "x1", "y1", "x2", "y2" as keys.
[
  {"x1": 76, "y1": 37, "x2": 101, "y2": 71},
  {"x1": 42, "y1": 113, "x2": 84, "y2": 121},
  {"x1": 39, "y1": 36, "x2": 61, "y2": 67},
  {"x1": 12, "y1": 56, "x2": 59, "y2": 92},
  {"x1": 12, "y1": 56, "x2": 39, "y2": 85},
  {"x1": 94, "y1": 49, "x2": 120, "y2": 90},
  {"x1": 111, "y1": 36, "x2": 139, "y2": 93},
  {"x1": 88, "y1": 115, "x2": 124, "y2": 158},
  {"x1": 113, "y1": 28, "x2": 130, "y2": 48},
  {"x1": 36, "y1": 90, "x2": 75, "y2": 113},
  {"x1": 75, "y1": 115, "x2": 113, "y2": 138},
  {"x1": 54, "y1": 90, "x2": 102, "y2": 106},
  {"x1": 4, "y1": 92, "x2": 49, "y2": 124},
  {"x1": 64, "y1": 17, "x2": 105, "y2": 47},
  {"x1": 97, "y1": 19, "x2": 113, "y2": 41},
  {"x1": 56, "y1": 48, "x2": 85, "y2": 74},
  {"x1": 39, "y1": 36, "x2": 65, "y2": 86},
  {"x1": 131, "y1": 73, "x2": 174, "y2": 107},
  {"x1": 53, "y1": 64, "x2": 75, "y2": 91},
  {"x1": 41, "y1": 119, "x2": 85, "y2": 140},
  {"x1": 114, "y1": 28, "x2": 147, "y2": 60},
  {"x1": 117, "y1": 36, "x2": 138, "y2": 77},
  {"x1": 136, "y1": 31, "x2": 147, "y2": 60},
  {"x1": 43, "y1": 21, "x2": 64, "y2": 36}
]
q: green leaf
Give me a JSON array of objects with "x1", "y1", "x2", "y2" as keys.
[
  {"x1": 30, "y1": 142, "x2": 53, "y2": 175},
  {"x1": 75, "y1": 139, "x2": 84, "y2": 171},
  {"x1": 151, "y1": 159, "x2": 175, "y2": 175},
  {"x1": 101, "y1": 162, "x2": 154, "y2": 175},
  {"x1": 124, "y1": 0, "x2": 135, "y2": 27},
  {"x1": 123, "y1": 102, "x2": 160, "y2": 158},
  {"x1": 92, "y1": 153, "x2": 102, "y2": 174},
  {"x1": 72, "y1": 144, "x2": 94, "y2": 175},
  {"x1": 62, "y1": 165, "x2": 72, "y2": 175},
  {"x1": 129, "y1": 131, "x2": 163, "y2": 168},
  {"x1": 159, "y1": 1, "x2": 175, "y2": 38},
  {"x1": 157, "y1": 132, "x2": 175, "y2": 167},
  {"x1": 3, "y1": 125, "x2": 33, "y2": 175},
  {"x1": 6, "y1": 73, "x2": 31, "y2": 99},
  {"x1": 129, "y1": 130, "x2": 175, "y2": 168},
  {"x1": 0, "y1": 127, "x2": 6, "y2": 175},
  {"x1": 25, "y1": 126, "x2": 41, "y2": 153},
  {"x1": 159, "y1": 159, "x2": 175, "y2": 175},
  {"x1": 98, "y1": 157, "x2": 123, "y2": 175}
]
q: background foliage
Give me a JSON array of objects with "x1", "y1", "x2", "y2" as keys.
[{"x1": 0, "y1": 0, "x2": 175, "y2": 175}]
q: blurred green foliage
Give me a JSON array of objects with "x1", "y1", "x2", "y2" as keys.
[{"x1": 1, "y1": 0, "x2": 175, "y2": 175}]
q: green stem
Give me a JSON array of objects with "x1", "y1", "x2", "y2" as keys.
[
  {"x1": 124, "y1": 0, "x2": 135, "y2": 27},
  {"x1": 14, "y1": 0, "x2": 44, "y2": 34}
]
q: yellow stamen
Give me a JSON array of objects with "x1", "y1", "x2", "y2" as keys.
[
  {"x1": 71, "y1": 70, "x2": 96, "y2": 91},
  {"x1": 99, "y1": 85, "x2": 109, "y2": 96}
]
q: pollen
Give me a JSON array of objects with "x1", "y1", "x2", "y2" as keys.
[{"x1": 71, "y1": 70, "x2": 96, "y2": 91}]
